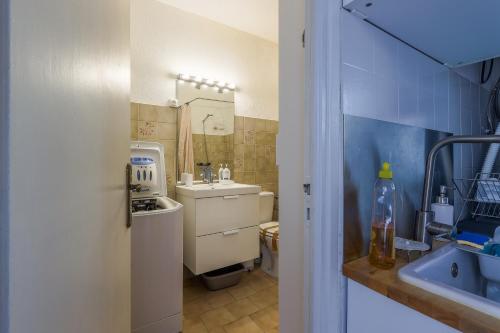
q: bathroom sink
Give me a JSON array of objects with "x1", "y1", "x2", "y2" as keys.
[
  {"x1": 398, "y1": 242, "x2": 500, "y2": 319},
  {"x1": 176, "y1": 182, "x2": 261, "y2": 198}
]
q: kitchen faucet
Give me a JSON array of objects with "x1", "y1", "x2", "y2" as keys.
[{"x1": 416, "y1": 135, "x2": 500, "y2": 248}]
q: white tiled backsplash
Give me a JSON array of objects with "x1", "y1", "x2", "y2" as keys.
[{"x1": 341, "y1": 11, "x2": 491, "y2": 216}]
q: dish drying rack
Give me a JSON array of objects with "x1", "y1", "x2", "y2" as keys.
[{"x1": 453, "y1": 172, "x2": 500, "y2": 220}]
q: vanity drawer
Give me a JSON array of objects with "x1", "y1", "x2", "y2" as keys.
[
  {"x1": 195, "y1": 194, "x2": 259, "y2": 236},
  {"x1": 195, "y1": 226, "x2": 259, "y2": 274}
]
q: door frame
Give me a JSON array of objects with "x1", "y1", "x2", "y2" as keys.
[{"x1": 305, "y1": 0, "x2": 345, "y2": 332}]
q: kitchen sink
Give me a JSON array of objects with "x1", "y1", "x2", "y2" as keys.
[{"x1": 398, "y1": 242, "x2": 500, "y2": 319}]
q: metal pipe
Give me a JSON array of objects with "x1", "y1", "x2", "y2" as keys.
[{"x1": 417, "y1": 135, "x2": 500, "y2": 246}]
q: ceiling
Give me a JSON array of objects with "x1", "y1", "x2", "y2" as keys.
[{"x1": 156, "y1": 0, "x2": 278, "y2": 43}]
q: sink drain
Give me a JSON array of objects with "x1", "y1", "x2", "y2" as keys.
[{"x1": 451, "y1": 263, "x2": 459, "y2": 278}]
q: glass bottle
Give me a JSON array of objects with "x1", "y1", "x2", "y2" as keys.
[{"x1": 368, "y1": 162, "x2": 396, "y2": 269}]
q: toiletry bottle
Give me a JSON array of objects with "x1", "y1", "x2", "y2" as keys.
[
  {"x1": 218, "y1": 164, "x2": 224, "y2": 181},
  {"x1": 223, "y1": 164, "x2": 231, "y2": 180},
  {"x1": 431, "y1": 185, "x2": 454, "y2": 226},
  {"x1": 369, "y1": 162, "x2": 396, "y2": 269}
]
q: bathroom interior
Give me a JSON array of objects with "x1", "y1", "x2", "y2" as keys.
[{"x1": 129, "y1": 1, "x2": 279, "y2": 332}]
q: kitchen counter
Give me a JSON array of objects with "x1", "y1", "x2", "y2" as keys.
[{"x1": 343, "y1": 256, "x2": 500, "y2": 333}]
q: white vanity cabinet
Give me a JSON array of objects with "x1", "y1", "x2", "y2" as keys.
[{"x1": 176, "y1": 183, "x2": 261, "y2": 275}]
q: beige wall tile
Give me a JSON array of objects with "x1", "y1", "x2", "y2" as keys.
[
  {"x1": 158, "y1": 122, "x2": 177, "y2": 140},
  {"x1": 138, "y1": 121, "x2": 158, "y2": 139},
  {"x1": 244, "y1": 130, "x2": 255, "y2": 145},
  {"x1": 265, "y1": 120, "x2": 279, "y2": 134},
  {"x1": 234, "y1": 130, "x2": 245, "y2": 145},
  {"x1": 157, "y1": 106, "x2": 177, "y2": 123},
  {"x1": 130, "y1": 120, "x2": 138, "y2": 139},
  {"x1": 138, "y1": 103, "x2": 159, "y2": 121},
  {"x1": 130, "y1": 103, "x2": 138, "y2": 120},
  {"x1": 255, "y1": 119, "x2": 266, "y2": 133},
  {"x1": 234, "y1": 116, "x2": 244, "y2": 130},
  {"x1": 243, "y1": 117, "x2": 256, "y2": 131},
  {"x1": 243, "y1": 172, "x2": 256, "y2": 184}
]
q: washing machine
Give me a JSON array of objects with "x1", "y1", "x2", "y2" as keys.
[{"x1": 131, "y1": 141, "x2": 183, "y2": 333}]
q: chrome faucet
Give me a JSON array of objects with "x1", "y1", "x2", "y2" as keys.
[
  {"x1": 198, "y1": 164, "x2": 214, "y2": 184},
  {"x1": 416, "y1": 135, "x2": 500, "y2": 248}
]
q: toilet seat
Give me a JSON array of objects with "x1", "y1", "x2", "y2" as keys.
[{"x1": 259, "y1": 222, "x2": 279, "y2": 251}]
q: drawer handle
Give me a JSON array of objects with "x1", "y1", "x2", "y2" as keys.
[
  {"x1": 223, "y1": 195, "x2": 240, "y2": 200},
  {"x1": 223, "y1": 229, "x2": 240, "y2": 236}
]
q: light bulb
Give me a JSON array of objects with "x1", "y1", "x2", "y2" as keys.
[
  {"x1": 190, "y1": 81, "x2": 197, "y2": 87},
  {"x1": 178, "y1": 79, "x2": 185, "y2": 84},
  {"x1": 180, "y1": 74, "x2": 190, "y2": 81},
  {"x1": 227, "y1": 83, "x2": 236, "y2": 90},
  {"x1": 194, "y1": 76, "x2": 202, "y2": 83},
  {"x1": 200, "y1": 84, "x2": 208, "y2": 89},
  {"x1": 205, "y1": 78, "x2": 214, "y2": 85},
  {"x1": 222, "y1": 88, "x2": 229, "y2": 93}
]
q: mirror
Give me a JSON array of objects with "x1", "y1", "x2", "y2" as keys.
[{"x1": 177, "y1": 81, "x2": 235, "y2": 181}]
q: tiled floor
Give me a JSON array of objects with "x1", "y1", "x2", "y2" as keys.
[{"x1": 183, "y1": 267, "x2": 279, "y2": 333}]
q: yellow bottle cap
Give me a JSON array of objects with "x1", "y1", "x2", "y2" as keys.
[{"x1": 378, "y1": 162, "x2": 393, "y2": 179}]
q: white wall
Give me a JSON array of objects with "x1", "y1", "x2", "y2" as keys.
[
  {"x1": 131, "y1": 0, "x2": 279, "y2": 120},
  {"x1": 0, "y1": 0, "x2": 9, "y2": 331},
  {"x1": 278, "y1": 0, "x2": 305, "y2": 332},
  {"x1": 7, "y1": 1, "x2": 131, "y2": 332}
]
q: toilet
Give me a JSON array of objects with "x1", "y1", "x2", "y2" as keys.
[{"x1": 259, "y1": 192, "x2": 279, "y2": 278}]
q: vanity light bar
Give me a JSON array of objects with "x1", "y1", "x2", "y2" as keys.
[{"x1": 177, "y1": 74, "x2": 236, "y2": 93}]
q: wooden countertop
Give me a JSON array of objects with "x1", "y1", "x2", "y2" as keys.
[{"x1": 343, "y1": 256, "x2": 500, "y2": 333}]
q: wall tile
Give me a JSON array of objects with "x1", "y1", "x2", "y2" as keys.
[
  {"x1": 374, "y1": 75, "x2": 398, "y2": 122},
  {"x1": 131, "y1": 103, "x2": 139, "y2": 120},
  {"x1": 138, "y1": 104, "x2": 158, "y2": 121},
  {"x1": 398, "y1": 80, "x2": 418, "y2": 126},
  {"x1": 131, "y1": 120, "x2": 138, "y2": 139},
  {"x1": 372, "y1": 29, "x2": 398, "y2": 80},
  {"x1": 235, "y1": 116, "x2": 244, "y2": 130},
  {"x1": 255, "y1": 119, "x2": 267, "y2": 133},
  {"x1": 138, "y1": 121, "x2": 158, "y2": 139},
  {"x1": 341, "y1": 12, "x2": 372, "y2": 72},
  {"x1": 434, "y1": 70, "x2": 449, "y2": 132},
  {"x1": 158, "y1": 122, "x2": 177, "y2": 140},
  {"x1": 158, "y1": 106, "x2": 177, "y2": 123},
  {"x1": 244, "y1": 117, "x2": 256, "y2": 131},
  {"x1": 449, "y1": 72, "x2": 461, "y2": 134},
  {"x1": 342, "y1": 64, "x2": 376, "y2": 119}
]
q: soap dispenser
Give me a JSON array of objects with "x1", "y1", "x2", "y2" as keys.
[
  {"x1": 218, "y1": 164, "x2": 224, "y2": 181},
  {"x1": 223, "y1": 164, "x2": 231, "y2": 180},
  {"x1": 369, "y1": 162, "x2": 396, "y2": 269},
  {"x1": 431, "y1": 185, "x2": 454, "y2": 226}
]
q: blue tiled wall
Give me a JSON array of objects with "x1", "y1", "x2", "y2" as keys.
[{"x1": 341, "y1": 11, "x2": 491, "y2": 217}]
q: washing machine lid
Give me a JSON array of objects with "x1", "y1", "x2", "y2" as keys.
[{"x1": 130, "y1": 141, "x2": 167, "y2": 199}]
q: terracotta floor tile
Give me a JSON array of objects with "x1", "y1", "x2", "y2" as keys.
[
  {"x1": 245, "y1": 275, "x2": 275, "y2": 291},
  {"x1": 250, "y1": 304, "x2": 280, "y2": 332},
  {"x1": 184, "y1": 283, "x2": 209, "y2": 303},
  {"x1": 224, "y1": 298, "x2": 260, "y2": 319},
  {"x1": 183, "y1": 314, "x2": 208, "y2": 333},
  {"x1": 205, "y1": 290, "x2": 235, "y2": 308},
  {"x1": 184, "y1": 297, "x2": 212, "y2": 316},
  {"x1": 200, "y1": 307, "x2": 237, "y2": 330},
  {"x1": 227, "y1": 284, "x2": 257, "y2": 300},
  {"x1": 223, "y1": 316, "x2": 264, "y2": 333},
  {"x1": 248, "y1": 286, "x2": 278, "y2": 310}
]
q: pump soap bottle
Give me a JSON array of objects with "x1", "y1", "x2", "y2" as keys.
[
  {"x1": 431, "y1": 185, "x2": 454, "y2": 226},
  {"x1": 369, "y1": 162, "x2": 396, "y2": 269}
]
